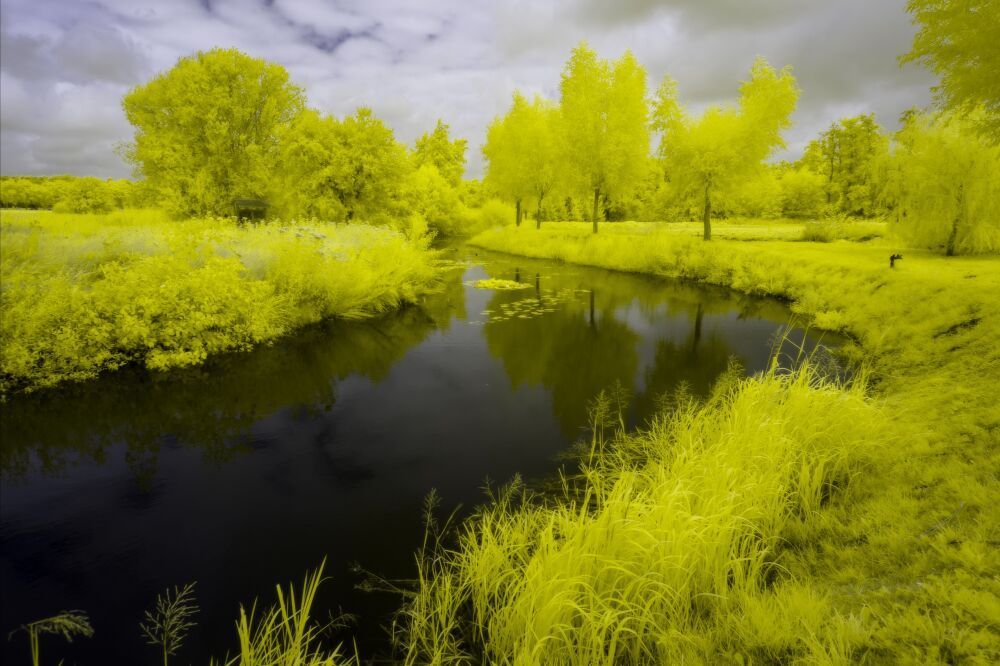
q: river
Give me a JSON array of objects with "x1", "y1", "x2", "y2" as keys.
[{"x1": 0, "y1": 246, "x2": 842, "y2": 664}]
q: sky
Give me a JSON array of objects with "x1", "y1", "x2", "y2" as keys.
[{"x1": 0, "y1": 0, "x2": 937, "y2": 179}]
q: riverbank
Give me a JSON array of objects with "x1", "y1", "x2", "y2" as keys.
[
  {"x1": 0, "y1": 210, "x2": 443, "y2": 395},
  {"x1": 395, "y1": 222, "x2": 1000, "y2": 662}
]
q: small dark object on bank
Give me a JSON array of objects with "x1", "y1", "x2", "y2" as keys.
[
  {"x1": 890, "y1": 253, "x2": 903, "y2": 268},
  {"x1": 234, "y1": 198, "x2": 269, "y2": 222}
]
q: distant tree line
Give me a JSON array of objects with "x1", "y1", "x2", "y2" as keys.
[
  {"x1": 0, "y1": 176, "x2": 150, "y2": 213},
  {"x1": 4, "y1": 0, "x2": 997, "y2": 254}
]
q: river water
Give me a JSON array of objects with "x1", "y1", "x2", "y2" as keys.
[{"x1": 0, "y1": 247, "x2": 841, "y2": 664}]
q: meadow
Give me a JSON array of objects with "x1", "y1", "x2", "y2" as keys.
[
  {"x1": 0, "y1": 209, "x2": 442, "y2": 395},
  {"x1": 368, "y1": 220, "x2": 1000, "y2": 663}
]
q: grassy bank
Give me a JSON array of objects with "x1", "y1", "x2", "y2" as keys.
[
  {"x1": 0, "y1": 210, "x2": 442, "y2": 395},
  {"x1": 386, "y1": 222, "x2": 1000, "y2": 662}
]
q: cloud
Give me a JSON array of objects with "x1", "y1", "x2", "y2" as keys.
[{"x1": 0, "y1": 0, "x2": 937, "y2": 179}]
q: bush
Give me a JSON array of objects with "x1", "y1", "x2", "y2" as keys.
[{"x1": 0, "y1": 210, "x2": 442, "y2": 393}]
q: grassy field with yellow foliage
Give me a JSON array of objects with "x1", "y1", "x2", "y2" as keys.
[
  {"x1": 379, "y1": 221, "x2": 1000, "y2": 663},
  {"x1": 0, "y1": 209, "x2": 442, "y2": 395}
]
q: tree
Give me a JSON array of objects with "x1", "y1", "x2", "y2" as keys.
[
  {"x1": 779, "y1": 167, "x2": 826, "y2": 218},
  {"x1": 122, "y1": 48, "x2": 305, "y2": 217},
  {"x1": 275, "y1": 108, "x2": 409, "y2": 222},
  {"x1": 901, "y1": 0, "x2": 1000, "y2": 142},
  {"x1": 559, "y1": 43, "x2": 649, "y2": 233},
  {"x1": 414, "y1": 120, "x2": 467, "y2": 187},
  {"x1": 887, "y1": 110, "x2": 1000, "y2": 255},
  {"x1": 800, "y1": 113, "x2": 888, "y2": 216},
  {"x1": 653, "y1": 57, "x2": 798, "y2": 240},
  {"x1": 483, "y1": 92, "x2": 560, "y2": 227}
]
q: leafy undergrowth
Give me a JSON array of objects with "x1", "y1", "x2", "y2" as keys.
[
  {"x1": 447, "y1": 223, "x2": 1000, "y2": 663},
  {"x1": 0, "y1": 210, "x2": 442, "y2": 395}
]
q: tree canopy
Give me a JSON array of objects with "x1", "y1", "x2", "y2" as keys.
[
  {"x1": 653, "y1": 57, "x2": 799, "y2": 239},
  {"x1": 800, "y1": 113, "x2": 888, "y2": 216},
  {"x1": 275, "y1": 108, "x2": 409, "y2": 222},
  {"x1": 122, "y1": 47, "x2": 305, "y2": 217},
  {"x1": 886, "y1": 110, "x2": 1000, "y2": 255},
  {"x1": 483, "y1": 92, "x2": 560, "y2": 227},
  {"x1": 901, "y1": 0, "x2": 1000, "y2": 143},
  {"x1": 560, "y1": 43, "x2": 649, "y2": 233},
  {"x1": 414, "y1": 120, "x2": 468, "y2": 187}
]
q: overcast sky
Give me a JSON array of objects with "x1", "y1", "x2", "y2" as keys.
[{"x1": 0, "y1": 0, "x2": 936, "y2": 179}]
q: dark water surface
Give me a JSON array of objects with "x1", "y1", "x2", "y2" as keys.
[{"x1": 0, "y1": 248, "x2": 840, "y2": 664}]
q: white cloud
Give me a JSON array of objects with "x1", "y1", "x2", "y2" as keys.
[{"x1": 0, "y1": 0, "x2": 936, "y2": 179}]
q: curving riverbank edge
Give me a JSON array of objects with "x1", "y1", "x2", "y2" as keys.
[{"x1": 443, "y1": 222, "x2": 1000, "y2": 662}]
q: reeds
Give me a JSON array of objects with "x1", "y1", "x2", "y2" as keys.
[
  {"x1": 394, "y1": 362, "x2": 891, "y2": 663},
  {"x1": 140, "y1": 581, "x2": 198, "y2": 666},
  {"x1": 214, "y1": 560, "x2": 358, "y2": 666},
  {"x1": 7, "y1": 610, "x2": 94, "y2": 666}
]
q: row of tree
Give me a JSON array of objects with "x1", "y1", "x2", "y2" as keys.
[
  {"x1": 119, "y1": 47, "x2": 501, "y2": 236},
  {"x1": 0, "y1": 176, "x2": 145, "y2": 213},
  {"x1": 483, "y1": 45, "x2": 799, "y2": 239},
  {"x1": 480, "y1": 42, "x2": 997, "y2": 251}
]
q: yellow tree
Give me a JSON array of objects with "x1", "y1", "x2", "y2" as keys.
[
  {"x1": 901, "y1": 0, "x2": 1000, "y2": 143},
  {"x1": 560, "y1": 43, "x2": 649, "y2": 233},
  {"x1": 275, "y1": 108, "x2": 409, "y2": 222},
  {"x1": 887, "y1": 110, "x2": 1000, "y2": 255},
  {"x1": 483, "y1": 92, "x2": 560, "y2": 227},
  {"x1": 122, "y1": 48, "x2": 305, "y2": 217},
  {"x1": 653, "y1": 58, "x2": 798, "y2": 240},
  {"x1": 414, "y1": 120, "x2": 467, "y2": 187}
]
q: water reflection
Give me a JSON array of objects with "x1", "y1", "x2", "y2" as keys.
[
  {"x1": 0, "y1": 271, "x2": 467, "y2": 484},
  {"x1": 476, "y1": 253, "x2": 819, "y2": 436},
  {"x1": 0, "y1": 247, "x2": 843, "y2": 663}
]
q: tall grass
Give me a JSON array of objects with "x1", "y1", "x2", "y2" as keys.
[
  {"x1": 0, "y1": 210, "x2": 442, "y2": 394},
  {"x1": 467, "y1": 222, "x2": 1000, "y2": 662},
  {"x1": 393, "y1": 362, "x2": 891, "y2": 664},
  {"x1": 213, "y1": 561, "x2": 358, "y2": 666}
]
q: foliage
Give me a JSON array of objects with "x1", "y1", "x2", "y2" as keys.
[
  {"x1": 140, "y1": 582, "x2": 198, "y2": 666},
  {"x1": 402, "y1": 164, "x2": 470, "y2": 237},
  {"x1": 1, "y1": 175, "x2": 136, "y2": 212},
  {"x1": 799, "y1": 216, "x2": 886, "y2": 243},
  {"x1": 719, "y1": 167, "x2": 783, "y2": 219},
  {"x1": 7, "y1": 610, "x2": 94, "y2": 666},
  {"x1": 122, "y1": 47, "x2": 306, "y2": 217},
  {"x1": 560, "y1": 42, "x2": 650, "y2": 232},
  {"x1": 469, "y1": 222, "x2": 1000, "y2": 662},
  {"x1": 901, "y1": 0, "x2": 1000, "y2": 142},
  {"x1": 779, "y1": 167, "x2": 827, "y2": 218},
  {"x1": 414, "y1": 119, "x2": 467, "y2": 187},
  {"x1": 0, "y1": 210, "x2": 442, "y2": 394},
  {"x1": 213, "y1": 561, "x2": 358, "y2": 666},
  {"x1": 800, "y1": 113, "x2": 888, "y2": 216},
  {"x1": 474, "y1": 198, "x2": 516, "y2": 230},
  {"x1": 484, "y1": 92, "x2": 560, "y2": 227},
  {"x1": 273, "y1": 108, "x2": 409, "y2": 222},
  {"x1": 395, "y1": 364, "x2": 892, "y2": 663},
  {"x1": 886, "y1": 111, "x2": 1000, "y2": 254},
  {"x1": 471, "y1": 278, "x2": 532, "y2": 290},
  {"x1": 654, "y1": 57, "x2": 799, "y2": 239}
]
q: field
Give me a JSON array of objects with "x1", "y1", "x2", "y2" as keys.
[
  {"x1": 373, "y1": 220, "x2": 1000, "y2": 663},
  {"x1": 0, "y1": 209, "x2": 443, "y2": 395}
]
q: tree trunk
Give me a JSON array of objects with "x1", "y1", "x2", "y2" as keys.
[
  {"x1": 515, "y1": 199, "x2": 521, "y2": 227},
  {"x1": 592, "y1": 188, "x2": 600, "y2": 234},
  {"x1": 536, "y1": 195, "x2": 543, "y2": 229},
  {"x1": 702, "y1": 182, "x2": 712, "y2": 241},
  {"x1": 946, "y1": 182, "x2": 964, "y2": 256}
]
